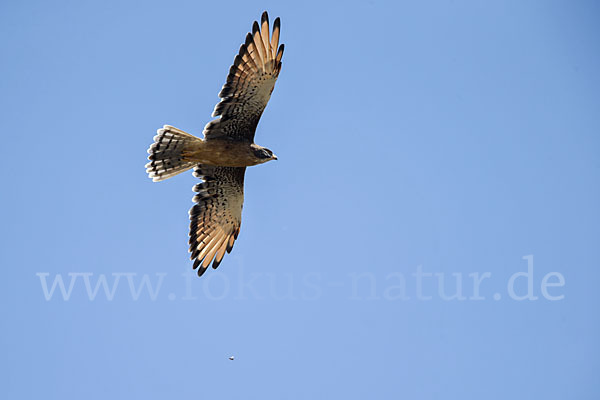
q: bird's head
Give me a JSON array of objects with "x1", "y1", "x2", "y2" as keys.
[{"x1": 252, "y1": 145, "x2": 278, "y2": 164}]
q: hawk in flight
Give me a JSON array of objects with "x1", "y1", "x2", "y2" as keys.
[{"x1": 145, "y1": 11, "x2": 284, "y2": 276}]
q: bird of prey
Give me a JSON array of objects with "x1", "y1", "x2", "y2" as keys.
[{"x1": 145, "y1": 11, "x2": 284, "y2": 276}]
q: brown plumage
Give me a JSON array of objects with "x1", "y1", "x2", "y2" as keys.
[{"x1": 145, "y1": 11, "x2": 284, "y2": 276}]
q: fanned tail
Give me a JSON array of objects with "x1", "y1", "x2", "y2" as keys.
[{"x1": 145, "y1": 125, "x2": 200, "y2": 182}]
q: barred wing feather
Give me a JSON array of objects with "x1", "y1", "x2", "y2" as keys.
[
  {"x1": 189, "y1": 166, "x2": 245, "y2": 276},
  {"x1": 203, "y1": 11, "x2": 284, "y2": 142}
]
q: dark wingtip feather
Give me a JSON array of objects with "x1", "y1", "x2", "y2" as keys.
[
  {"x1": 212, "y1": 257, "x2": 222, "y2": 270},
  {"x1": 276, "y1": 44, "x2": 285, "y2": 63},
  {"x1": 252, "y1": 21, "x2": 260, "y2": 35},
  {"x1": 245, "y1": 33, "x2": 253, "y2": 46},
  {"x1": 274, "y1": 17, "x2": 280, "y2": 30},
  {"x1": 261, "y1": 11, "x2": 269, "y2": 25},
  {"x1": 226, "y1": 241, "x2": 235, "y2": 254},
  {"x1": 197, "y1": 265, "x2": 208, "y2": 277},
  {"x1": 233, "y1": 54, "x2": 242, "y2": 67}
]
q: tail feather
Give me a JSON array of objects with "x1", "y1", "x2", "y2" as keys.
[{"x1": 145, "y1": 125, "x2": 199, "y2": 182}]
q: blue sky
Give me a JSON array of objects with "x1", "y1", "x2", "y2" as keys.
[{"x1": 1, "y1": 0, "x2": 599, "y2": 399}]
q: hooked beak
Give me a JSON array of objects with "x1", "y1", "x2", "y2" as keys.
[{"x1": 272, "y1": 154, "x2": 278, "y2": 160}]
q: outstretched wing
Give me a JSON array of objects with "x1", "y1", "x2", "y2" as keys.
[
  {"x1": 189, "y1": 165, "x2": 246, "y2": 276},
  {"x1": 203, "y1": 11, "x2": 284, "y2": 142}
]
